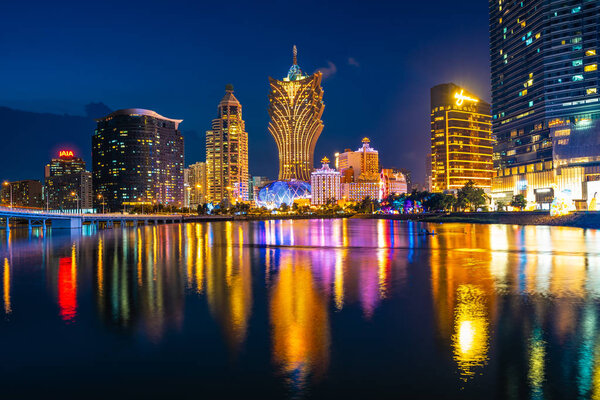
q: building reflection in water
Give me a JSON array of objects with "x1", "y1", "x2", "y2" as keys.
[
  {"x1": 3, "y1": 257, "x2": 10, "y2": 314},
  {"x1": 57, "y1": 244, "x2": 77, "y2": 322},
  {"x1": 269, "y1": 251, "x2": 330, "y2": 394}
]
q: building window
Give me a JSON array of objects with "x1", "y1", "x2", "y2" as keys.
[
  {"x1": 587, "y1": 88, "x2": 598, "y2": 95},
  {"x1": 573, "y1": 59, "x2": 583, "y2": 67},
  {"x1": 584, "y1": 64, "x2": 598, "y2": 72},
  {"x1": 572, "y1": 75, "x2": 584, "y2": 82},
  {"x1": 586, "y1": 49, "x2": 597, "y2": 56},
  {"x1": 572, "y1": 6, "x2": 581, "y2": 13}
]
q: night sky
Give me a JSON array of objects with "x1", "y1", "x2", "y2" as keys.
[{"x1": 0, "y1": 0, "x2": 490, "y2": 184}]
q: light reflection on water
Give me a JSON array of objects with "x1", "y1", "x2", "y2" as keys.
[{"x1": 1, "y1": 220, "x2": 600, "y2": 398}]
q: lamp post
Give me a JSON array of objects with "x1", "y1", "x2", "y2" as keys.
[
  {"x1": 2, "y1": 181, "x2": 13, "y2": 209},
  {"x1": 71, "y1": 192, "x2": 80, "y2": 214},
  {"x1": 97, "y1": 194, "x2": 105, "y2": 214}
]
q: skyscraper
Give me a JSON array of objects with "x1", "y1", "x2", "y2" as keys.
[
  {"x1": 268, "y1": 46, "x2": 325, "y2": 182},
  {"x1": 490, "y1": 0, "x2": 600, "y2": 208},
  {"x1": 310, "y1": 157, "x2": 341, "y2": 205},
  {"x1": 45, "y1": 150, "x2": 93, "y2": 211},
  {"x1": 206, "y1": 85, "x2": 249, "y2": 202},
  {"x1": 93, "y1": 109, "x2": 184, "y2": 211},
  {"x1": 430, "y1": 83, "x2": 493, "y2": 192}
]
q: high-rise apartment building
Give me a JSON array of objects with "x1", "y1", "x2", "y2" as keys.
[
  {"x1": 337, "y1": 138, "x2": 380, "y2": 182},
  {"x1": 268, "y1": 46, "x2": 325, "y2": 182},
  {"x1": 45, "y1": 150, "x2": 92, "y2": 211},
  {"x1": 185, "y1": 162, "x2": 207, "y2": 209},
  {"x1": 310, "y1": 157, "x2": 341, "y2": 205},
  {"x1": 206, "y1": 85, "x2": 249, "y2": 202},
  {"x1": 93, "y1": 109, "x2": 184, "y2": 211},
  {"x1": 1, "y1": 180, "x2": 43, "y2": 208},
  {"x1": 490, "y1": 0, "x2": 600, "y2": 208},
  {"x1": 430, "y1": 83, "x2": 493, "y2": 192}
]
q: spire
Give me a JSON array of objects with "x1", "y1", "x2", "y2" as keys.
[{"x1": 293, "y1": 45, "x2": 297, "y2": 65}]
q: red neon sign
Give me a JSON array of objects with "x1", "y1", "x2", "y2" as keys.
[{"x1": 59, "y1": 150, "x2": 74, "y2": 158}]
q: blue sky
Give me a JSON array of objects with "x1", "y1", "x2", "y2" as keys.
[{"x1": 0, "y1": 0, "x2": 491, "y2": 183}]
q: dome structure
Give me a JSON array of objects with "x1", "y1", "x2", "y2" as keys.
[{"x1": 256, "y1": 180, "x2": 311, "y2": 209}]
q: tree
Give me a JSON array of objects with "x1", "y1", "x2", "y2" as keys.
[
  {"x1": 279, "y1": 203, "x2": 289, "y2": 212},
  {"x1": 457, "y1": 180, "x2": 488, "y2": 211},
  {"x1": 495, "y1": 200, "x2": 506, "y2": 212},
  {"x1": 510, "y1": 194, "x2": 527, "y2": 211}
]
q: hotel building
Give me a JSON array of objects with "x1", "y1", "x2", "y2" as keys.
[
  {"x1": 337, "y1": 138, "x2": 380, "y2": 182},
  {"x1": 380, "y1": 169, "x2": 408, "y2": 198},
  {"x1": 206, "y1": 85, "x2": 249, "y2": 202},
  {"x1": 430, "y1": 83, "x2": 493, "y2": 192},
  {"x1": 490, "y1": 0, "x2": 600, "y2": 208},
  {"x1": 310, "y1": 157, "x2": 341, "y2": 205},
  {"x1": 93, "y1": 109, "x2": 184, "y2": 211},
  {"x1": 45, "y1": 150, "x2": 93, "y2": 210},
  {"x1": 268, "y1": 46, "x2": 325, "y2": 182}
]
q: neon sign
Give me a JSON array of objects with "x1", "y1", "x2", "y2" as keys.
[
  {"x1": 454, "y1": 90, "x2": 479, "y2": 106},
  {"x1": 59, "y1": 150, "x2": 74, "y2": 158}
]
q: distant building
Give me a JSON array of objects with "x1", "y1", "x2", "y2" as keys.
[
  {"x1": 430, "y1": 83, "x2": 493, "y2": 192},
  {"x1": 185, "y1": 162, "x2": 207, "y2": 209},
  {"x1": 341, "y1": 180, "x2": 380, "y2": 202},
  {"x1": 380, "y1": 169, "x2": 408, "y2": 198},
  {"x1": 93, "y1": 108, "x2": 184, "y2": 211},
  {"x1": 311, "y1": 157, "x2": 341, "y2": 205},
  {"x1": 206, "y1": 85, "x2": 249, "y2": 202},
  {"x1": 45, "y1": 150, "x2": 93, "y2": 211},
  {"x1": 249, "y1": 176, "x2": 271, "y2": 201},
  {"x1": 268, "y1": 46, "x2": 324, "y2": 181},
  {"x1": 1, "y1": 180, "x2": 43, "y2": 208},
  {"x1": 337, "y1": 138, "x2": 380, "y2": 182}
]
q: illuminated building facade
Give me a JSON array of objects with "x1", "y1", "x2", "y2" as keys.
[
  {"x1": 311, "y1": 157, "x2": 341, "y2": 205},
  {"x1": 255, "y1": 180, "x2": 311, "y2": 209},
  {"x1": 268, "y1": 46, "x2": 325, "y2": 182},
  {"x1": 380, "y1": 168, "x2": 408, "y2": 198},
  {"x1": 206, "y1": 85, "x2": 249, "y2": 202},
  {"x1": 337, "y1": 138, "x2": 380, "y2": 182},
  {"x1": 430, "y1": 83, "x2": 493, "y2": 192},
  {"x1": 45, "y1": 150, "x2": 93, "y2": 210},
  {"x1": 341, "y1": 180, "x2": 380, "y2": 202},
  {"x1": 184, "y1": 162, "x2": 207, "y2": 209},
  {"x1": 249, "y1": 176, "x2": 272, "y2": 201},
  {"x1": 0, "y1": 180, "x2": 43, "y2": 208},
  {"x1": 93, "y1": 109, "x2": 184, "y2": 211},
  {"x1": 490, "y1": 0, "x2": 600, "y2": 208}
]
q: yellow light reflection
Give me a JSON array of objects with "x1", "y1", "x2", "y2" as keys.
[
  {"x1": 3, "y1": 258, "x2": 10, "y2": 314},
  {"x1": 452, "y1": 284, "x2": 489, "y2": 379}
]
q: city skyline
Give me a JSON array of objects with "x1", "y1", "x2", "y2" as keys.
[{"x1": 0, "y1": 0, "x2": 491, "y2": 184}]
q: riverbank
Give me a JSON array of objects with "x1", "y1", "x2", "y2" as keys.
[{"x1": 373, "y1": 211, "x2": 600, "y2": 229}]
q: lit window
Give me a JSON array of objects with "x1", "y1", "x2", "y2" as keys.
[
  {"x1": 529, "y1": 101, "x2": 534, "y2": 107},
  {"x1": 585, "y1": 64, "x2": 598, "y2": 72},
  {"x1": 587, "y1": 88, "x2": 598, "y2": 95},
  {"x1": 573, "y1": 75, "x2": 584, "y2": 81},
  {"x1": 572, "y1": 6, "x2": 581, "y2": 13},
  {"x1": 573, "y1": 59, "x2": 583, "y2": 66},
  {"x1": 586, "y1": 49, "x2": 596, "y2": 56}
]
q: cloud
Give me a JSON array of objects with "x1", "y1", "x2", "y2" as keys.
[
  {"x1": 348, "y1": 57, "x2": 360, "y2": 67},
  {"x1": 315, "y1": 61, "x2": 337, "y2": 79}
]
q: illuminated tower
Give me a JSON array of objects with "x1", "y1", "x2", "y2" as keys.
[
  {"x1": 268, "y1": 46, "x2": 325, "y2": 182},
  {"x1": 206, "y1": 85, "x2": 249, "y2": 202},
  {"x1": 430, "y1": 83, "x2": 493, "y2": 192}
]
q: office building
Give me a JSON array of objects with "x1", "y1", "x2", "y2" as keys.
[
  {"x1": 1, "y1": 180, "x2": 43, "y2": 208},
  {"x1": 490, "y1": 0, "x2": 600, "y2": 208},
  {"x1": 310, "y1": 157, "x2": 341, "y2": 205},
  {"x1": 249, "y1": 176, "x2": 272, "y2": 201},
  {"x1": 337, "y1": 138, "x2": 380, "y2": 182},
  {"x1": 93, "y1": 109, "x2": 184, "y2": 211},
  {"x1": 185, "y1": 162, "x2": 207, "y2": 209},
  {"x1": 206, "y1": 85, "x2": 249, "y2": 202},
  {"x1": 268, "y1": 46, "x2": 325, "y2": 181},
  {"x1": 430, "y1": 83, "x2": 493, "y2": 192},
  {"x1": 45, "y1": 150, "x2": 93, "y2": 211}
]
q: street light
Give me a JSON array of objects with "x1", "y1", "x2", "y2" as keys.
[
  {"x1": 2, "y1": 181, "x2": 13, "y2": 209},
  {"x1": 71, "y1": 192, "x2": 80, "y2": 214},
  {"x1": 97, "y1": 194, "x2": 105, "y2": 214}
]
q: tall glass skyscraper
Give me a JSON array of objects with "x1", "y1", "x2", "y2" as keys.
[
  {"x1": 490, "y1": 0, "x2": 600, "y2": 208},
  {"x1": 268, "y1": 46, "x2": 325, "y2": 182},
  {"x1": 206, "y1": 85, "x2": 249, "y2": 202},
  {"x1": 93, "y1": 109, "x2": 184, "y2": 211}
]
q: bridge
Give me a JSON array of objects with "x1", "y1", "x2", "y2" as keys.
[{"x1": 0, "y1": 206, "x2": 186, "y2": 231}]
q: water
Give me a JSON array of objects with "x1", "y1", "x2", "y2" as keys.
[{"x1": 1, "y1": 219, "x2": 600, "y2": 399}]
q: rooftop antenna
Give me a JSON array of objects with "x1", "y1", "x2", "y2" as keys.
[{"x1": 293, "y1": 45, "x2": 297, "y2": 65}]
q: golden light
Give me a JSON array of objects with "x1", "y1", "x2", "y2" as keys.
[
  {"x1": 454, "y1": 89, "x2": 479, "y2": 106},
  {"x1": 2, "y1": 181, "x2": 8, "y2": 186}
]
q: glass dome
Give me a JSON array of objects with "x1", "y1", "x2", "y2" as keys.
[{"x1": 256, "y1": 180, "x2": 311, "y2": 209}]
